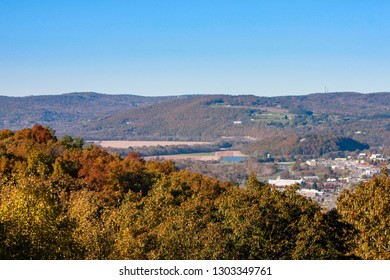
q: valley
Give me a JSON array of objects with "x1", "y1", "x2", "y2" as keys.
[{"x1": 2, "y1": 91, "x2": 390, "y2": 197}]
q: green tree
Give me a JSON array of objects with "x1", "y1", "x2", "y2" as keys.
[{"x1": 59, "y1": 135, "x2": 84, "y2": 149}]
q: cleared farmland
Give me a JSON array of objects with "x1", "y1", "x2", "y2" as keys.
[
  {"x1": 90, "y1": 140, "x2": 213, "y2": 149},
  {"x1": 145, "y1": 150, "x2": 247, "y2": 161}
]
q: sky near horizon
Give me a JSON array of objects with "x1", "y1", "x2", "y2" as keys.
[{"x1": 1, "y1": 0, "x2": 390, "y2": 97}]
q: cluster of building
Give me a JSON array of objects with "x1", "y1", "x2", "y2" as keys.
[{"x1": 266, "y1": 153, "x2": 388, "y2": 210}]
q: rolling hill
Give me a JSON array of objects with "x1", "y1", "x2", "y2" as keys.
[
  {"x1": 1, "y1": 92, "x2": 390, "y2": 150},
  {"x1": 0, "y1": 92, "x2": 179, "y2": 137}
]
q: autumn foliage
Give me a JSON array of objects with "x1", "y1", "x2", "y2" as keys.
[{"x1": 0, "y1": 125, "x2": 387, "y2": 259}]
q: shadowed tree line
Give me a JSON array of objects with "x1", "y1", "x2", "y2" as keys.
[{"x1": 0, "y1": 125, "x2": 388, "y2": 259}]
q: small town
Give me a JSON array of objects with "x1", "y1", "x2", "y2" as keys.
[{"x1": 266, "y1": 152, "x2": 387, "y2": 210}]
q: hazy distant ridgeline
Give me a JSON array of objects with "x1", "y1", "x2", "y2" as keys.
[
  {"x1": 0, "y1": 92, "x2": 180, "y2": 137},
  {"x1": 82, "y1": 92, "x2": 390, "y2": 148},
  {"x1": 1, "y1": 92, "x2": 390, "y2": 148}
]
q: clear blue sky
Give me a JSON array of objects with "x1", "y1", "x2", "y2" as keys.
[{"x1": 1, "y1": 0, "x2": 390, "y2": 96}]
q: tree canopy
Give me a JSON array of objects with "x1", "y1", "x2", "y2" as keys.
[{"x1": 0, "y1": 125, "x2": 387, "y2": 259}]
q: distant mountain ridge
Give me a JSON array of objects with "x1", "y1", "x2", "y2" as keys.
[
  {"x1": 1, "y1": 92, "x2": 390, "y2": 147},
  {"x1": 0, "y1": 92, "x2": 181, "y2": 137}
]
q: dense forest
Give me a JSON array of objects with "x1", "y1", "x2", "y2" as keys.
[
  {"x1": 242, "y1": 133, "x2": 370, "y2": 161},
  {"x1": 1, "y1": 125, "x2": 390, "y2": 259},
  {"x1": 0, "y1": 92, "x2": 180, "y2": 138}
]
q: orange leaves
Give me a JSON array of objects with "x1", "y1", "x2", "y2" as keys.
[
  {"x1": 0, "y1": 125, "x2": 379, "y2": 259},
  {"x1": 0, "y1": 129, "x2": 13, "y2": 141},
  {"x1": 31, "y1": 124, "x2": 57, "y2": 144}
]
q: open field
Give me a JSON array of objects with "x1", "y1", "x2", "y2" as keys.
[
  {"x1": 210, "y1": 104, "x2": 288, "y2": 113},
  {"x1": 90, "y1": 140, "x2": 213, "y2": 149},
  {"x1": 145, "y1": 150, "x2": 247, "y2": 161}
]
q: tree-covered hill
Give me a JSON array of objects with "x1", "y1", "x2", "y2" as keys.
[
  {"x1": 1, "y1": 91, "x2": 390, "y2": 151},
  {"x1": 1, "y1": 125, "x2": 390, "y2": 259},
  {"x1": 0, "y1": 92, "x2": 179, "y2": 137},
  {"x1": 2, "y1": 92, "x2": 390, "y2": 139},
  {"x1": 81, "y1": 92, "x2": 390, "y2": 148},
  {"x1": 242, "y1": 133, "x2": 370, "y2": 161},
  {"x1": 85, "y1": 95, "x2": 269, "y2": 140}
]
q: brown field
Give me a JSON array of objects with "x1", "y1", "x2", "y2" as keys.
[
  {"x1": 90, "y1": 140, "x2": 212, "y2": 149},
  {"x1": 145, "y1": 150, "x2": 247, "y2": 161},
  {"x1": 257, "y1": 106, "x2": 289, "y2": 113}
]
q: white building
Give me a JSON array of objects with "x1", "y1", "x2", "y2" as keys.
[
  {"x1": 306, "y1": 159, "x2": 317, "y2": 166},
  {"x1": 298, "y1": 189, "x2": 324, "y2": 198},
  {"x1": 370, "y1": 154, "x2": 384, "y2": 160},
  {"x1": 269, "y1": 177, "x2": 303, "y2": 187}
]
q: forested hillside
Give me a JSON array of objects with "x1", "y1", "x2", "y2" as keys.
[
  {"x1": 1, "y1": 125, "x2": 390, "y2": 259},
  {"x1": 2, "y1": 92, "x2": 390, "y2": 148},
  {"x1": 86, "y1": 95, "x2": 266, "y2": 140},
  {"x1": 0, "y1": 92, "x2": 179, "y2": 137},
  {"x1": 242, "y1": 133, "x2": 370, "y2": 161}
]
